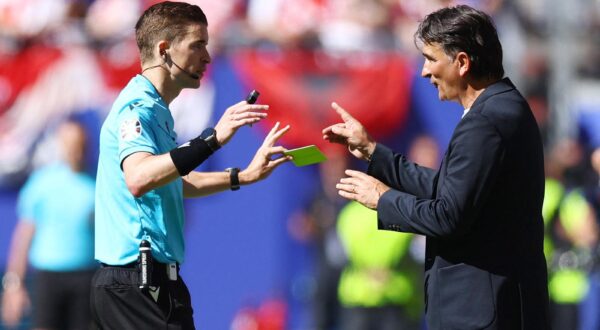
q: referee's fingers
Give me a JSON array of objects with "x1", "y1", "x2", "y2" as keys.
[
  {"x1": 269, "y1": 155, "x2": 291, "y2": 168},
  {"x1": 234, "y1": 104, "x2": 268, "y2": 114},
  {"x1": 267, "y1": 122, "x2": 280, "y2": 136},
  {"x1": 261, "y1": 122, "x2": 279, "y2": 146},
  {"x1": 234, "y1": 112, "x2": 267, "y2": 121},
  {"x1": 238, "y1": 118, "x2": 262, "y2": 126},
  {"x1": 228, "y1": 100, "x2": 246, "y2": 111},
  {"x1": 265, "y1": 124, "x2": 290, "y2": 146},
  {"x1": 265, "y1": 146, "x2": 287, "y2": 157}
]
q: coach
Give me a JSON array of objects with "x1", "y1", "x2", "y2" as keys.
[{"x1": 323, "y1": 5, "x2": 550, "y2": 330}]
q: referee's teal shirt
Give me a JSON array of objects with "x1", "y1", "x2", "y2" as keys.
[{"x1": 95, "y1": 75, "x2": 185, "y2": 265}]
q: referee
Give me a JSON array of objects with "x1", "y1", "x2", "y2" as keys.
[{"x1": 91, "y1": 2, "x2": 291, "y2": 329}]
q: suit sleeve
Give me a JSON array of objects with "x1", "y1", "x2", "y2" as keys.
[
  {"x1": 376, "y1": 113, "x2": 505, "y2": 237},
  {"x1": 367, "y1": 143, "x2": 438, "y2": 198}
]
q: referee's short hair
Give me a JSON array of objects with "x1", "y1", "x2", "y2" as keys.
[
  {"x1": 135, "y1": 1, "x2": 208, "y2": 64},
  {"x1": 415, "y1": 5, "x2": 504, "y2": 81}
]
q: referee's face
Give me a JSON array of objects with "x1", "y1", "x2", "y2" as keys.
[{"x1": 170, "y1": 23, "x2": 211, "y2": 89}]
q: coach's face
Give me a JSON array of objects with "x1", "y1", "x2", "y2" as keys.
[
  {"x1": 420, "y1": 42, "x2": 463, "y2": 103},
  {"x1": 168, "y1": 23, "x2": 211, "y2": 89}
]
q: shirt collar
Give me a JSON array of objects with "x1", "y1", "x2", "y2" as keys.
[
  {"x1": 135, "y1": 74, "x2": 167, "y2": 108},
  {"x1": 462, "y1": 108, "x2": 470, "y2": 118}
]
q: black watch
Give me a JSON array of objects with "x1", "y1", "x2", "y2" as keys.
[
  {"x1": 200, "y1": 128, "x2": 221, "y2": 152},
  {"x1": 225, "y1": 167, "x2": 240, "y2": 191}
]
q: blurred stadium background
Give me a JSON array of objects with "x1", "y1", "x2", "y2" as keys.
[{"x1": 1, "y1": 0, "x2": 600, "y2": 329}]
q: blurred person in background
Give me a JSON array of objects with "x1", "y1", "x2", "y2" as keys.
[
  {"x1": 542, "y1": 139, "x2": 594, "y2": 328},
  {"x1": 323, "y1": 5, "x2": 550, "y2": 329},
  {"x1": 336, "y1": 201, "x2": 421, "y2": 330},
  {"x1": 577, "y1": 147, "x2": 600, "y2": 330},
  {"x1": 91, "y1": 2, "x2": 291, "y2": 329},
  {"x1": 287, "y1": 150, "x2": 348, "y2": 330},
  {"x1": 331, "y1": 135, "x2": 439, "y2": 330},
  {"x1": 541, "y1": 138, "x2": 600, "y2": 330},
  {"x1": 1, "y1": 119, "x2": 96, "y2": 330},
  {"x1": 308, "y1": 151, "x2": 347, "y2": 330}
]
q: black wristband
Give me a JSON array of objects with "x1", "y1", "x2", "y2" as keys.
[{"x1": 169, "y1": 136, "x2": 214, "y2": 176}]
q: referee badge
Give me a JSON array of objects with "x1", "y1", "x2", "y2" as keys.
[{"x1": 120, "y1": 119, "x2": 142, "y2": 141}]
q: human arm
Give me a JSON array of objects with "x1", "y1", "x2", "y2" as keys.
[
  {"x1": 123, "y1": 152, "x2": 180, "y2": 197},
  {"x1": 182, "y1": 122, "x2": 292, "y2": 197},
  {"x1": 367, "y1": 143, "x2": 438, "y2": 198},
  {"x1": 122, "y1": 100, "x2": 268, "y2": 197},
  {"x1": 1, "y1": 221, "x2": 34, "y2": 327},
  {"x1": 323, "y1": 102, "x2": 437, "y2": 196},
  {"x1": 338, "y1": 114, "x2": 504, "y2": 237}
]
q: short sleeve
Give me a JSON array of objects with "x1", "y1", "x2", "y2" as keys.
[
  {"x1": 16, "y1": 172, "x2": 41, "y2": 223},
  {"x1": 118, "y1": 104, "x2": 159, "y2": 164}
]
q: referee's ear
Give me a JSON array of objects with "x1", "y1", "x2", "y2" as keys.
[{"x1": 157, "y1": 41, "x2": 170, "y2": 62}]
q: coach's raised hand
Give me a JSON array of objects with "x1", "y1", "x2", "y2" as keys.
[{"x1": 322, "y1": 102, "x2": 376, "y2": 161}]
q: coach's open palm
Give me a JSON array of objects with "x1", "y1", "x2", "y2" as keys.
[{"x1": 240, "y1": 122, "x2": 291, "y2": 184}]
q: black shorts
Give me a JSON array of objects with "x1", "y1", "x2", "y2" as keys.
[
  {"x1": 34, "y1": 269, "x2": 96, "y2": 330},
  {"x1": 90, "y1": 264, "x2": 195, "y2": 330}
]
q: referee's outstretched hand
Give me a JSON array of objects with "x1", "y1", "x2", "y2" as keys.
[
  {"x1": 215, "y1": 100, "x2": 269, "y2": 146},
  {"x1": 240, "y1": 122, "x2": 291, "y2": 184}
]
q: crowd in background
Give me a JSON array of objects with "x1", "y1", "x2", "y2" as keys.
[{"x1": 1, "y1": 0, "x2": 600, "y2": 329}]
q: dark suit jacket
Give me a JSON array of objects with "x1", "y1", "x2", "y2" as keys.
[{"x1": 368, "y1": 78, "x2": 550, "y2": 330}]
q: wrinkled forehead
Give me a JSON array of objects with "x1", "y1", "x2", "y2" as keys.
[{"x1": 420, "y1": 42, "x2": 449, "y2": 58}]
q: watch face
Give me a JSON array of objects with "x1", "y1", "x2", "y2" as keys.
[
  {"x1": 201, "y1": 128, "x2": 216, "y2": 139},
  {"x1": 201, "y1": 128, "x2": 220, "y2": 151}
]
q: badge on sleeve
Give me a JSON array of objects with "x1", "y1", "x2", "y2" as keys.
[{"x1": 120, "y1": 118, "x2": 142, "y2": 141}]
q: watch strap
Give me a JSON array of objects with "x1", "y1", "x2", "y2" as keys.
[{"x1": 225, "y1": 167, "x2": 240, "y2": 191}]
